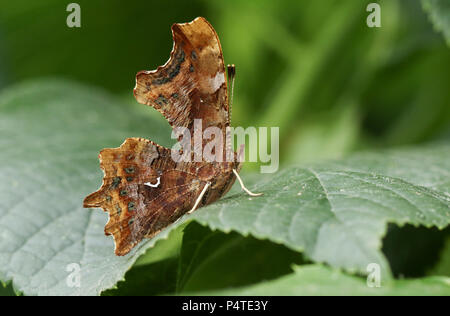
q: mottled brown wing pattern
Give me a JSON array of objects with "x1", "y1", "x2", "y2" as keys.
[
  {"x1": 83, "y1": 137, "x2": 207, "y2": 256},
  {"x1": 134, "y1": 17, "x2": 230, "y2": 133},
  {"x1": 84, "y1": 17, "x2": 247, "y2": 256}
]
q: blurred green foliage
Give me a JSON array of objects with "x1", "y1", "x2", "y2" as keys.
[{"x1": 0, "y1": 0, "x2": 448, "y2": 166}]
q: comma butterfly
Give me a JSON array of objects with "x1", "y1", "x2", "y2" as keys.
[{"x1": 83, "y1": 17, "x2": 261, "y2": 256}]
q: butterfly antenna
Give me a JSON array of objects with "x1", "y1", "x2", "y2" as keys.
[{"x1": 227, "y1": 64, "x2": 236, "y2": 122}]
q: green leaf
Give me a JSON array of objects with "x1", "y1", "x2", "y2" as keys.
[
  {"x1": 422, "y1": 0, "x2": 450, "y2": 46},
  {"x1": 102, "y1": 224, "x2": 187, "y2": 295},
  {"x1": 1, "y1": 80, "x2": 449, "y2": 295},
  {"x1": 133, "y1": 223, "x2": 186, "y2": 268},
  {"x1": 428, "y1": 236, "x2": 450, "y2": 277},
  {"x1": 191, "y1": 145, "x2": 450, "y2": 277},
  {"x1": 101, "y1": 257, "x2": 179, "y2": 296},
  {"x1": 176, "y1": 222, "x2": 304, "y2": 293},
  {"x1": 382, "y1": 224, "x2": 450, "y2": 278},
  {"x1": 0, "y1": 281, "x2": 20, "y2": 296},
  {"x1": 192, "y1": 264, "x2": 450, "y2": 296},
  {"x1": 0, "y1": 79, "x2": 182, "y2": 296}
]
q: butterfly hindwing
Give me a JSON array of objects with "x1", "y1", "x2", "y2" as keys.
[{"x1": 83, "y1": 137, "x2": 207, "y2": 255}]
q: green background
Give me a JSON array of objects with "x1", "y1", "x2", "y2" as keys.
[{"x1": 1, "y1": 0, "x2": 449, "y2": 163}]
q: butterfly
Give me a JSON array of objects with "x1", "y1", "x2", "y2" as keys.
[{"x1": 83, "y1": 17, "x2": 261, "y2": 256}]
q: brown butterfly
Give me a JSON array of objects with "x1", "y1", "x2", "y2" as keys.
[{"x1": 83, "y1": 17, "x2": 262, "y2": 256}]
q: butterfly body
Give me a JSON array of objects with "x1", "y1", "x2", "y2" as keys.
[{"x1": 84, "y1": 17, "x2": 244, "y2": 256}]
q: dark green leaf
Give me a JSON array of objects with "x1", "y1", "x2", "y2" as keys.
[
  {"x1": 102, "y1": 257, "x2": 178, "y2": 296},
  {"x1": 382, "y1": 224, "x2": 450, "y2": 278},
  {"x1": 176, "y1": 222, "x2": 304, "y2": 293}
]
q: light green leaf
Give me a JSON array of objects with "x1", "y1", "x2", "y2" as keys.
[
  {"x1": 422, "y1": 0, "x2": 450, "y2": 46},
  {"x1": 1, "y1": 80, "x2": 449, "y2": 295},
  {"x1": 192, "y1": 264, "x2": 450, "y2": 296},
  {"x1": 0, "y1": 79, "x2": 183, "y2": 296},
  {"x1": 191, "y1": 145, "x2": 450, "y2": 277}
]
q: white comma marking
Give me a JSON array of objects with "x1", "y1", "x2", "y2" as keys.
[{"x1": 144, "y1": 176, "x2": 161, "y2": 188}]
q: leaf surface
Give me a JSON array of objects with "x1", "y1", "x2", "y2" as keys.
[
  {"x1": 192, "y1": 146, "x2": 450, "y2": 276},
  {"x1": 0, "y1": 80, "x2": 449, "y2": 295},
  {"x1": 0, "y1": 80, "x2": 180, "y2": 295}
]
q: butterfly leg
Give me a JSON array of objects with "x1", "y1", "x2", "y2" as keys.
[
  {"x1": 232, "y1": 169, "x2": 263, "y2": 197},
  {"x1": 188, "y1": 181, "x2": 211, "y2": 214}
]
